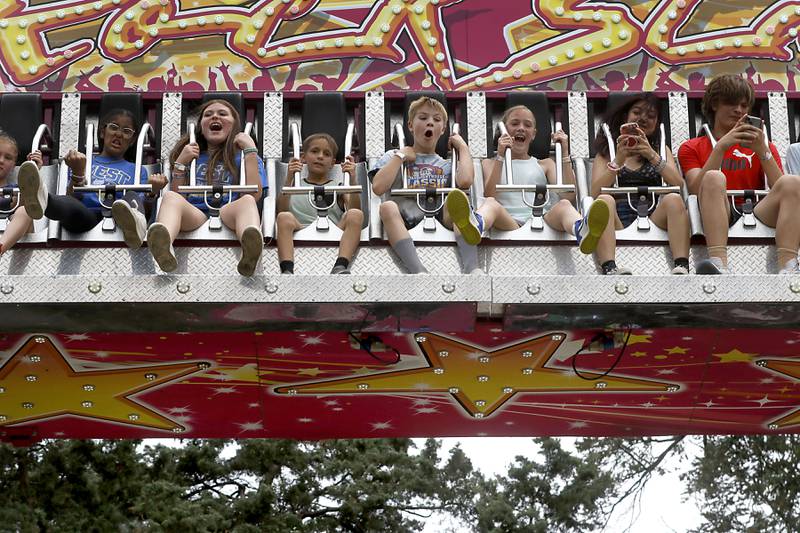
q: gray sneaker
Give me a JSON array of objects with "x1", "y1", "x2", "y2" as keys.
[
  {"x1": 778, "y1": 258, "x2": 800, "y2": 275},
  {"x1": 331, "y1": 264, "x2": 351, "y2": 274},
  {"x1": 237, "y1": 225, "x2": 263, "y2": 277},
  {"x1": 17, "y1": 161, "x2": 47, "y2": 220},
  {"x1": 603, "y1": 265, "x2": 632, "y2": 275},
  {"x1": 112, "y1": 199, "x2": 147, "y2": 249},
  {"x1": 696, "y1": 257, "x2": 730, "y2": 275},
  {"x1": 147, "y1": 223, "x2": 177, "y2": 272}
]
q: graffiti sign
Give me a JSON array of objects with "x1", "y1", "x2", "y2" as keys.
[{"x1": 0, "y1": 0, "x2": 798, "y2": 92}]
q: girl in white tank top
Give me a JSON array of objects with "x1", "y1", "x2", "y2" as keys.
[{"x1": 444, "y1": 105, "x2": 630, "y2": 275}]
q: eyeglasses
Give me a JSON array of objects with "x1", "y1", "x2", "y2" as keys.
[{"x1": 105, "y1": 122, "x2": 136, "y2": 139}]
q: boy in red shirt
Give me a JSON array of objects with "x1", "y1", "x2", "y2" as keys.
[{"x1": 679, "y1": 74, "x2": 800, "y2": 274}]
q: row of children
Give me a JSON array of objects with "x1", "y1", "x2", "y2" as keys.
[{"x1": 2, "y1": 73, "x2": 799, "y2": 275}]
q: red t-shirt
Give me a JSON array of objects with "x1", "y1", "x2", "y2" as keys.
[{"x1": 677, "y1": 136, "x2": 782, "y2": 190}]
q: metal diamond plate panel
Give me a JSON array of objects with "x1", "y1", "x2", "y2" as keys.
[
  {"x1": 365, "y1": 91, "x2": 385, "y2": 159},
  {"x1": 668, "y1": 92, "x2": 690, "y2": 152},
  {"x1": 467, "y1": 92, "x2": 488, "y2": 159},
  {"x1": 568, "y1": 92, "x2": 589, "y2": 159},
  {"x1": 58, "y1": 93, "x2": 81, "y2": 158},
  {"x1": 160, "y1": 93, "x2": 183, "y2": 163},
  {"x1": 263, "y1": 92, "x2": 283, "y2": 159},
  {"x1": 768, "y1": 92, "x2": 790, "y2": 160}
]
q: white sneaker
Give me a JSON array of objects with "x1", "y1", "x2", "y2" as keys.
[
  {"x1": 671, "y1": 265, "x2": 689, "y2": 275},
  {"x1": 237, "y1": 225, "x2": 263, "y2": 276},
  {"x1": 778, "y1": 258, "x2": 799, "y2": 275},
  {"x1": 112, "y1": 200, "x2": 147, "y2": 249},
  {"x1": 17, "y1": 161, "x2": 47, "y2": 220},
  {"x1": 147, "y1": 223, "x2": 177, "y2": 272},
  {"x1": 696, "y1": 257, "x2": 730, "y2": 275}
]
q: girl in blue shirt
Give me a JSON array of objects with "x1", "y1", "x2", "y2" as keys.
[
  {"x1": 18, "y1": 109, "x2": 168, "y2": 248},
  {"x1": 147, "y1": 99, "x2": 266, "y2": 277}
]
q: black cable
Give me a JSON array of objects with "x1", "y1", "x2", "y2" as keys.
[
  {"x1": 348, "y1": 332, "x2": 401, "y2": 365},
  {"x1": 571, "y1": 326, "x2": 632, "y2": 381}
]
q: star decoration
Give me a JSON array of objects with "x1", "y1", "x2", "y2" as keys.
[
  {"x1": 714, "y1": 349, "x2": 758, "y2": 363},
  {"x1": 631, "y1": 351, "x2": 648, "y2": 358},
  {"x1": 665, "y1": 346, "x2": 689, "y2": 355},
  {"x1": 627, "y1": 334, "x2": 652, "y2": 346},
  {"x1": 756, "y1": 359, "x2": 800, "y2": 428},
  {"x1": 297, "y1": 367, "x2": 324, "y2": 377},
  {"x1": 0, "y1": 335, "x2": 205, "y2": 432},
  {"x1": 274, "y1": 333, "x2": 678, "y2": 419}
]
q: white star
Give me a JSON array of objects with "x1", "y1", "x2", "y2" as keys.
[
  {"x1": 229, "y1": 63, "x2": 245, "y2": 76},
  {"x1": 701, "y1": 400, "x2": 716, "y2": 408},
  {"x1": 54, "y1": 431, "x2": 65, "y2": 436},
  {"x1": 750, "y1": 395, "x2": 779, "y2": 407},
  {"x1": 332, "y1": 407, "x2": 343, "y2": 411},
  {"x1": 213, "y1": 386, "x2": 238, "y2": 395},
  {"x1": 569, "y1": 421, "x2": 589, "y2": 429},
  {"x1": 411, "y1": 398, "x2": 432, "y2": 407},
  {"x1": 211, "y1": 372, "x2": 233, "y2": 381},
  {"x1": 94, "y1": 351, "x2": 110, "y2": 359},
  {"x1": 173, "y1": 415, "x2": 193, "y2": 425},
  {"x1": 682, "y1": 337, "x2": 693, "y2": 341},
  {"x1": 298, "y1": 417, "x2": 314, "y2": 423},
  {"x1": 302, "y1": 335, "x2": 325, "y2": 346},
  {"x1": 414, "y1": 407, "x2": 439, "y2": 415},
  {"x1": 181, "y1": 65, "x2": 195, "y2": 76},
  {"x1": 271, "y1": 347, "x2": 295, "y2": 356},
  {"x1": 371, "y1": 421, "x2": 392, "y2": 430},
  {"x1": 324, "y1": 400, "x2": 339, "y2": 406},
  {"x1": 392, "y1": 332, "x2": 405, "y2": 337},
  {"x1": 177, "y1": 332, "x2": 190, "y2": 336},
  {"x1": 199, "y1": 52, "x2": 209, "y2": 59},
  {"x1": 505, "y1": 421, "x2": 515, "y2": 425},
  {"x1": 489, "y1": 328, "x2": 503, "y2": 333},
  {"x1": 166, "y1": 406, "x2": 192, "y2": 415},
  {"x1": 248, "y1": 403, "x2": 260, "y2": 408},
  {"x1": 65, "y1": 333, "x2": 91, "y2": 341},
  {"x1": 413, "y1": 382, "x2": 433, "y2": 390},
  {"x1": 641, "y1": 402, "x2": 655, "y2": 408},
  {"x1": 656, "y1": 369, "x2": 677, "y2": 375},
  {"x1": 760, "y1": 377, "x2": 776, "y2": 384},
  {"x1": 238, "y1": 421, "x2": 264, "y2": 432},
  {"x1": 476, "y1": 432, "x2": 488, "y2": 437}
]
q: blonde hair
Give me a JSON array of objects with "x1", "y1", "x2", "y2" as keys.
[
  {"x1": 302, "y1": 133, "x2": 338, "y2": 159},
  {"x1": 501, "y1": 105, "x2": 537, "y2": 128},
  {"x1": 408, "y1": 96, "x2": 448, "y2": 123}
]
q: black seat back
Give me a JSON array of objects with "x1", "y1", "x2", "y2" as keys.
[
  {"x1": 401, "y1": 91, "x2": 450, "y2": 158},
  {"x1": 301, "y1": 92, "x2": 348, "y2": 161},
  {"x1": 98, "y1": 93, "x2": 144, "y2": 161},
  {"x1": 0, "y1": 94, "x2": 43, "y2": 164}
]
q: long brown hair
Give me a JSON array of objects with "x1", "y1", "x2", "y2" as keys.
[
  {"x1": 169, "y1": 99, "x2": 240, "y2": 183},
  {"x1": 593, "y1": 93, "x2": 662, "y2": 159}
]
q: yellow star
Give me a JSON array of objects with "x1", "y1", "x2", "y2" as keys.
[
  {"x1": 0, "y1": 335, "x2": 205, "y2": 432},
  {"x1": 627, "y1": 334, "x2": 652, "y2": 346},
  {"x1": 351, "y1": 366, "x2": 375, "y2": 375},
  {"x1": 714, "y1": 349, "x2": 757, "y2": 363},
  {"x1": 665, "y1": 346, "x2": 689, "y2": 355},
  {"x1": 756, "y1": 359, "x2": 800, "y2": 429},
  {"x1": 631, "y1": 351, "x2": 648, "y2": 358},
  {"x1": 275, "y1": 333, "x2": 678, "y2": 418},
  {"x1": 297, "y1": 367, "x2": 324, "y2": 377},
  {"x1": 210, "y1": 363, "x2": 259, "y2": 383}
]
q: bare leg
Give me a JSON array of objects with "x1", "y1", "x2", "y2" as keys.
[
  {"x1": 754, "y1": 174, "x2": 800, "y2": 267},
  {"x1": 544, "y1": 199, "x2": 581, "y2": 233},
  {"x1": 650, "y1": 193, "x2": 690, "y2": 259},
  {"x1": 0, "y1": 210, "x2": 34, "y2": 255},
  {"x1": 155, "y1": 190, "x2": 207, "y2": 241},
  {"x1": 594, "y1": 194, "x2": 621, "y2": 264},
  {"x1": 477, "y1": 197, "x2": 519, "y2": 231},
  {"x1": 219, "y1": 194, "x2": 260, "y2": 240},
  {"x1": 380, "y1": 201, "x2": 411, "y2": 246},
  {"x1": 697, "y1": 170, "x2": 730, "y2": 265},
  {"x1": 276, "y1": 211, "x2": 303, "y2": 262},
  {"x1": 337, "y1": 208, "x2": 364, "y2": 260}
]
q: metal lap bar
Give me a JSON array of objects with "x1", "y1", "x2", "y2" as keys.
[
  {"x1": 31, "y1": 124, "x2": 53, "y2": 159},
  {"x1": 600, "y1": 185, "x2": 681, "y2": 231},
  {"x1": 497, "y1": 121, "x2": 574, "y2": 231},
  {"x1": 703, "y1": 123, "x2": 770, "y2": 229},
  {"x1": 728, "y1": 189, "x2": 768, "y2": 228},
  {"x1": 181, "y1": 122, "x2": 257, "y2": 230},
  {"x1": 134, "y1": 123, "x2": 155, "y2": 187}
]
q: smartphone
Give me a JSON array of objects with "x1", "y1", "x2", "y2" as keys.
[
  {"x1": 745, "y1": 115, "x2": 763, "y2": 128},
  {"x1": 620, "y1": 122, "x2": 639, "y2": 147}
]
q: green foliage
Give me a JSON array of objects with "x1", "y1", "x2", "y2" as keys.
[{"x1": 0, "y1": 437, "x2": 621, "y2": 532}]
